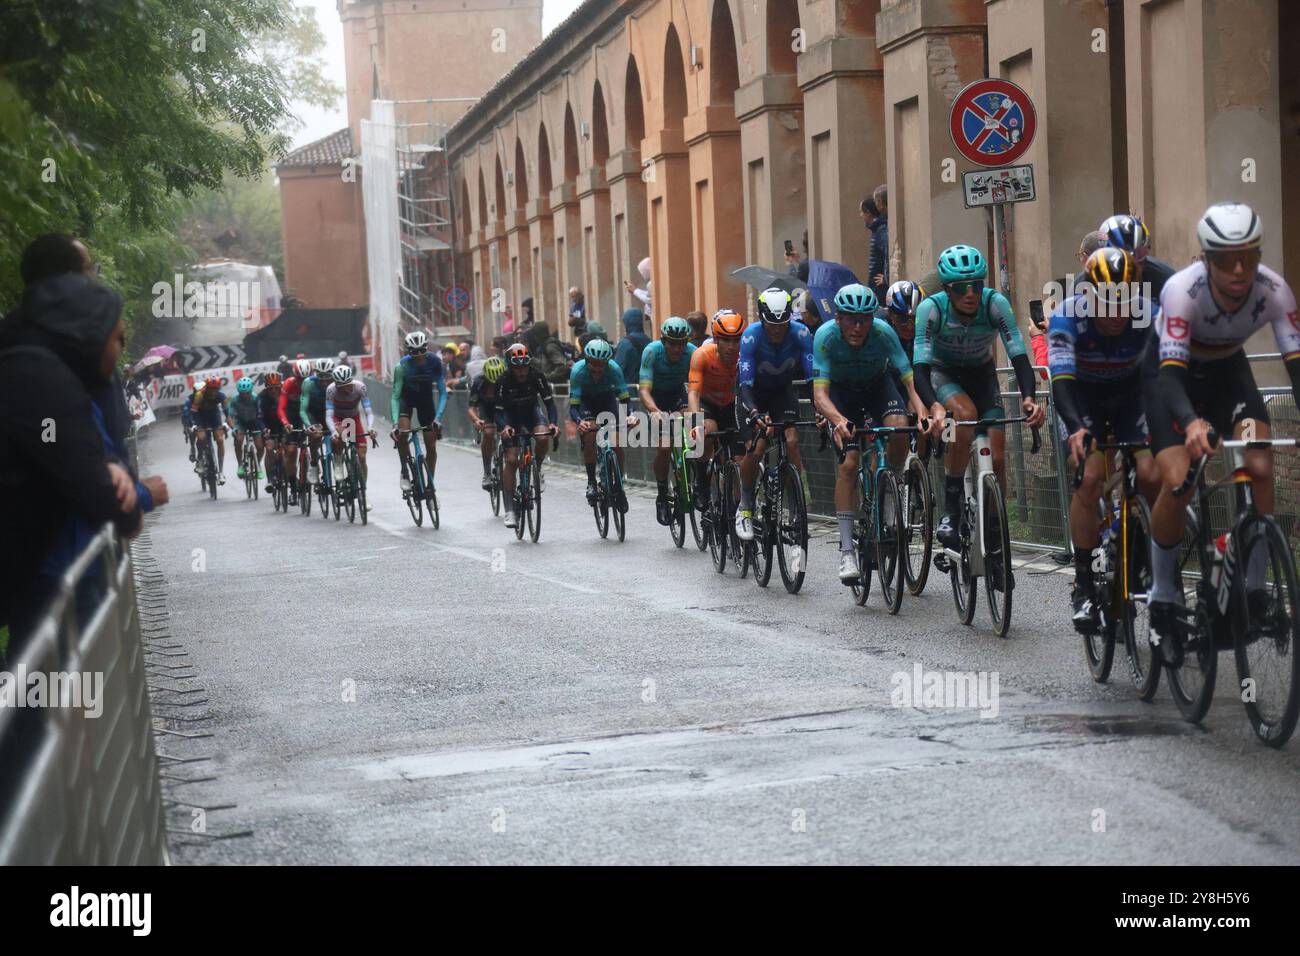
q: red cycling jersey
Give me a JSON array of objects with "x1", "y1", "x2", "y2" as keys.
[{"x1": 278, "y1": 376, "x2": 304, "y2": 428}]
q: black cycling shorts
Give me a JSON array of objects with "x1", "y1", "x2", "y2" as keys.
[
  {"x1": 1142, "y1": 346, "x2": 1267, "y2": 454},
  {"x1": 398, "y1": 389, "x2": 437, "y2": 428},
  {"x1": 1056, "y1": 378, "x2": 1147, "y2": 446},
  {"x1": 828, "y1": 378, "x2": 908, "y2": 459},
  {"x1": 738, "y1": 384, "x2": 801, "y2": 443},
  {"x1": 499, "y1": 403, "x2": 548, "y2": 447}
]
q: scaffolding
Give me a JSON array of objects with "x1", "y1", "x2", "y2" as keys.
[{"x1": 394, "y1": 99, "x2": 477, "y2": 338}]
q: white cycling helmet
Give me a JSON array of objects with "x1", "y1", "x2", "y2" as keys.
[
  {"x1": 293, "y1": 359, "x2": 312, "y2": 378},
  {"x1": 1197, "y1": 202, "x2": 1262, "y2": 252},
  {"x1": 404, "y1": 329, "x2": 429, "y2": 351},
  {"x1": 332, "y1": 365, "x2": 353, "y2": 385},
  {"x1": 315, "y1": 357, "x2": 335, "y2": 375}
]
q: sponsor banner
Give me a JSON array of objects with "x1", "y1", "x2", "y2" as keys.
[
  {"x1": 128, "y1": 393, "x2": 157, "y2": 429},
  {"x1": 146, "y1": 355, "x2": 375, "y2": 411}
]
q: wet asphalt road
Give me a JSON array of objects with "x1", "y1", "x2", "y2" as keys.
[{"x1": 136, "y1": 422, "x2": 1300, "y2": 865}]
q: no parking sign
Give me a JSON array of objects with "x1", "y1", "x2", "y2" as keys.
[{"x1": 949, "y1": 78, "x2": 1037, "y2": 168}]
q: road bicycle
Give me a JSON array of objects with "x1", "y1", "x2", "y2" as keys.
[
  {"x1": 194, "y1": 426, "x2": 223, "y2": 500},
  {"x1": 1071, "y1": 439, "x2": 1159, "y2": 696},
  {"x1": 267, "y1": 435, "x2": 289, "y2": 513},
  {"x1": 510, "y1": 429, "x2": 546, "y2": 543},
  {"x1": 238, "y1": 428, "x2": 261, "y2": 501},
  {"x1": 395, "y1": 425, "x2": 440, "y2": 528},
  {"x1": 901, "y1": 428, "x2": 938, "y2": 596},
  {"x1": 316, "y1": 432, "x2": 338, "y2": 520},
  {"x1": 933, "y1": 417, "x2": 1041, "y2": 637},
  {"x1": 337, "y1": 431, "x2": 376, "y2": 525},
  {"x1": 1156, "y1": 435, "x2": 1300, "y2": 746},
  {"x1": 703, "y1": 426, "x2": 749, "y2": 577},
  {"x1": 746, "y1": 410, "x2": 811, "y2": 594},
  {"x1": 582, "y1": 414, "x2": 627, "y2": 542},
  {"x1": 478, "y1": 427, "x2": 504, "y2": 516},
  {"x1": 661, "y1": 411, "x2": 704, "y2": 551},
  {"x1": 828, "y1": 421, "x2": 918, "y2": 613}
]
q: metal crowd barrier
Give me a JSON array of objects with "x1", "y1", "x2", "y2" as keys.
[{"x1": 0, "y1": 525, "x2": 168, "y2": 865}]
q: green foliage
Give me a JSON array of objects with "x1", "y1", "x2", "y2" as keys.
[{"x1": 0, "y1": 0, "x2": 340, "y2": 337}]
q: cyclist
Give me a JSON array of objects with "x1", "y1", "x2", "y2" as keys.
[
  {"x1": 468, "y1": 356, "x2": 506, "y2": 489},
  {"x1": 882, "y1": 279, "x2": 930, "y2": 458},
  {"x1": 639, "y1": 316, "x2": 698, "y2": 525},
  {"x1": 258, "y1": 372, "x2": 285, "y2": 494},
  {"x1": 391, "y1": 330, "x2": 448, "y2": 494},
  {"x1": 813, "y1": 284, "x2": 934, "y2": 582},
  {"x1": 735, "y1": 288, "x2": 815, "y2": 540},
  {"x1": 913, "y1": 244, "x2": 1045, "y2": 548},
  {"x1": 278, "y1": 359, "x2": 313, "y2": 498},
  {"x1": 570, "y1": 339, "x2": 631, "y2": 508},
  {"x1": 687, "y1": 309, "x2": 745, "y2": 505},
  {"x1": 300, "y1": 357, "x2": 335, "y2": 486},
  {"x1": 326, "y1": 365, "x2": 375, "y2": 508},
  {"x1": 190, "y1": 374, "x2": 228, "y2": 484},
  {"x1": 227, "y1": 377, "x2": 264, "y2": 482},
  {"x1": 1143, "y1": 202, "x2": 1300, "y2": 665},
  {"x1": 181, "y1": 379, "x2": 204, "y2": 461},
  {"x1": 1098, "y1": 213, "x2": 1177, "y2": 305},
  {"x1": 495, "y1": 343, "x2": 559, "y2": 529},
  {"x1": 1049, "y1": 247, "x2": 1160, "y2": 633}
]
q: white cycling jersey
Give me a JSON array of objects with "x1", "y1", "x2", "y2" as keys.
[{"x1": 1157, "y1": 261, "x2": 1299, "y2": 369}]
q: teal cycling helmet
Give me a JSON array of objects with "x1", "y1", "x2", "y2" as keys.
[
  {"x1": 936, "y1": 244, "x2": 987, "y2": 283},
  {"x1": 661, "y1": 316, "x2": 691, "y2": 341},
  {"x1": 236, "y1": 377, "x2": 254, "y2": 394},
  {"x1": 833, "y1": 283, "x2": 878, "y2": 315},
  {"x1": 584, "y1": 338, "x2": 614, "y2": 361}
]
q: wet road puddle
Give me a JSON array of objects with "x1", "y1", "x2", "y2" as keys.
[{"x1": 1021, "y1": 714, "x2": 1205, "y2": 738}]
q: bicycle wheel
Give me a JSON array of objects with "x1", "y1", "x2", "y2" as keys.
[
  {"x1": 949, "y1": 495, "x2": 977, "y2": 626},
  {"x1": 851, "y1": 518, "x2": 872, "y2": 606},
  {"x1": 1123, "y1": 498, "x2": 1161, "y2": 700},
  {"x1": 513, "y1": 461, "x2": 527, "y2": 541},
  {"x1": 423, "y1": 458, "x2": 439, "y2": 529},
  {"x1": 317, "y1": 473, "x2": 330, "y2": 518},
  {"x1": 205, "y1": 439, "x2": 218, "y2": 500},
  {"x1": 1167, "y1": 596, "x2": 1218, "y2": 724},
  {"x1": 727, "y1": 463, "x2": 751, "y2": 579},
  {"x1": 594, "y1": 452, "x2": 610, "y2": 540},
  {"x1": 903, "y1": 456, "x2": 933, "y2": 595},
  {"x1": 1233, "y1": 515, "x2": 1300, "y2": 746},
  {"x1": 527, "y1": 458, "x2": 542, "y2": 542},
  {"x1": 404, "y1": 456, "x2": 423, "y2": 527},
  {"x1": 609, "y1": 454, "x2": 626, "y2": 543},
  {"x1": 331, "y1": 485, "x2": 341, "y2": 521},
  {"x1": 750, "y1": 476, "x2": 774, "y2": 588},
  {"x1": 1083, "y1": 572, "x2": 1117, "y2": 683},
  {"x1": 490, "y1": 449, "x2": 503, "y2": 516},
  {"x1": 876, "y1": 471, "x2": 905, "y2": 615},
  {"x1": 358, "y1": 461, "x2": 368, "y2": 526},
  {"x1": 670, "y1": 457, "x2": 691, "y2": 548},
  {"x1": 343, "y1": 455, "x2": 356, "y2": 523},
  {"x1": 776, "y1": 461, "x2": 808, "y2": 594},
  {"x1": 688, "y1": 462, "x2": 707, "y2": 552},
  {"x1": 708, "y1": 459, "x2": 727, "y2": 573},
  {"x1": 981, "y1": 473, "x2": 1013, "y2": 637}
]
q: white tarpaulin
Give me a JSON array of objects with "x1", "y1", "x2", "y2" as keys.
[{"x1": 361, "y1": 100, "x2": 402, "y2": 382}]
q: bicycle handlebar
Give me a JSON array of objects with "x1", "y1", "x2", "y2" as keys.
[{"x1": 950, "y1": 416, "x2": 1041, "y2": 455}]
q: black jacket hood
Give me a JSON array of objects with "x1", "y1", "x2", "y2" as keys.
[{"x1": 3, "y1": 274, "x2": 123, "y2": 387}]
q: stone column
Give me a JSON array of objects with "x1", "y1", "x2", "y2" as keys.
[
  {"x1": 504, "y1": 209, "x2": 531, "y2": 325},
  {"x1": 685, "y1": 105, "x2": 746, "y2": 316},
  {"x1": 799, "y1": 33, "x2": 886, "y2": 273},
  {"x1": 877, "y1": 0, "x2": 988, "y2": 286},
  {"x1": 526, "y1": 198, "x2": 557, "y2": 332},
  {"x1": 642, "y1": 127, "x2": 694, "y2": 324},
  {"x1": 607, "y1": 149, "x2": 650, "y2": 329},
  {"x1": 577, "y1": 167, "x2": 615, "y2": 341},
  {"x1": 737, "y1": 74, "x2": 805, "y2": 298}
]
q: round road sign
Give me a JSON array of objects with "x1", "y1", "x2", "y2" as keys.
[{"x1": 948, "y1": 78, "x2": 1037, "y2": 168}]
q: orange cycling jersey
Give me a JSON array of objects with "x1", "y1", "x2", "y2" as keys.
[{"x1": 688, "y1": 342, "x2": 738, "y2": 407}]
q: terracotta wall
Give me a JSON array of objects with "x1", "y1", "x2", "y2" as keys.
[{"x1": 279, "y1": 166, "x2": 368, "y2": 308}]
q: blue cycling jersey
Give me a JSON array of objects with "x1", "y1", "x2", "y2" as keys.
[
  {"x1": 570, "y1": 359, "x2": 630, "y2": 404},
  {"x1": 737, "y1": 320, "x2": 814, "y2": 389},
  {"x1": 812, "y1": 319, "x2": 913, "y2": 389},
  {"x1": 639, "y1": 340, "x2": 696, "y2": 394},
  {"x1": 1047, "y1": 293, "x2": 1155, "y2": 386}
]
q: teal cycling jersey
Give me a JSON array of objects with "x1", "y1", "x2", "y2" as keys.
[
  {"x1": 639, "y1": 340, "x2": 697, "y2": 393},
  {"x1": 569, "y1": 359, "x2": 630, "y2": 404},
  {"x1": 913, "y1": 288, "x2": 1027, "y2": 368},
  {"x1": 812, "y1": 319, "x2": 913, "y2": 389}
]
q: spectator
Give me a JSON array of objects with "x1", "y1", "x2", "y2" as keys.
[
  {"x1": 520, "y1": 297, "x2": 535, "y2": 330},
  {"x1": 577, "y1": 319, "x2": 608, "y2": 352},
  {"x1": 491, "y1": 335, "x2": 509, "y2": 356},
  {"x1": 613, "y1": 307, "x2": 649, "y2": 396},
  {"x1": 623, "y1": 257, "x2": 652, "y2": 318},
  {"x1": 439, "y1": 345, "x2": 462, "y2": 388},
  {"x1": 501, "y1": 305, "x2": 515, "y2": 335},
  {"x1": 523, "y1": 319, "x2": 570, "y2": 383},
  {"x1": 685, "y1": 310, "x2": 708, "y2": 347},
  {"x1": 0, "y1": 274, "x2": 158, "y2": 646},
  {"x1": 568, "y1": 287, "x2": 587, "y2": 338},
  {"x1": 783, "y1": 232, "x2": 811, "y2": 283},
  {"x1": 864, "y1": 186, "x2": 889, "y2": 300},
  {"x1": 465, "y1": 344, "x2": 488, "y2": 381}
]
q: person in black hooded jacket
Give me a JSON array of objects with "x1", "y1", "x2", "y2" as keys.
[{"x1": 0, "y1": 273, "x2": 149, "y2": 648}]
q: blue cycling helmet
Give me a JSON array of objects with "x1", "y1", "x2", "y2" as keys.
[
  {"x1": 236, "y1": 377, "x2": 254, "y2": 394},
  {"x1": 936, "y1": 244, "x2": 987, "y2": 283},
  {"x1": 584, "y1": 338, "x2": 614, "y2": 361},
  {"x1": 885, "y1": 280, "x2": 921, "y2": 315},
  {"x1": 833, "y1": 283, "x2": 878, "y2": 315}
]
